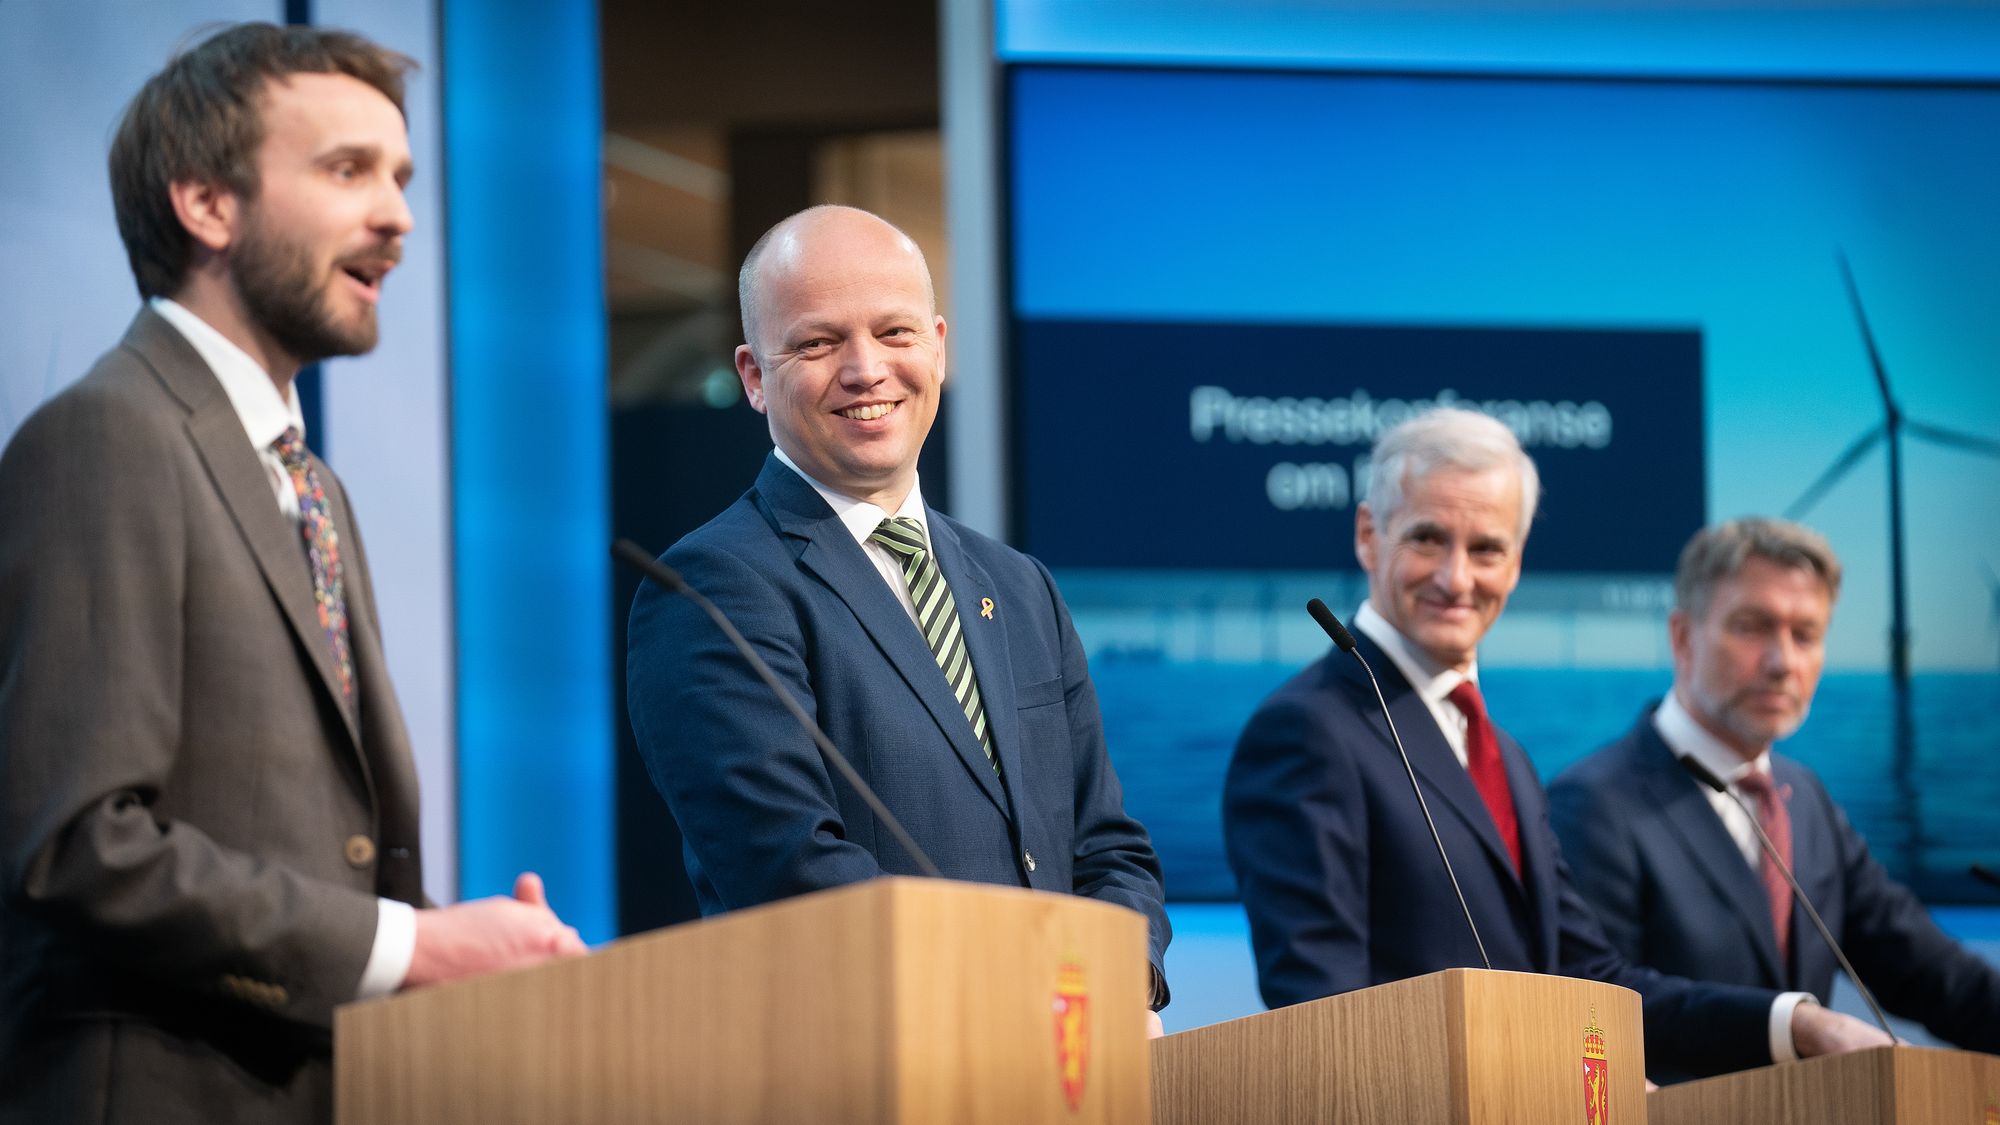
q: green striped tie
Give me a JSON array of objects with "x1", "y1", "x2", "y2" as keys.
[{"x1": 869, "y1": 517, "x2": 998, "y2": 774}]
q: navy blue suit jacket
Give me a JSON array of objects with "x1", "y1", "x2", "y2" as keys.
[
  {"x1": 1223, "y1": 632, "x2": 1777, "y2": 1080},
  {"x1": 626, "y1": 456, "x2": 1169, "y2": 972},
  {"x1": 1550, "y1": 708, "x2": 2000, "y2": 1056}
]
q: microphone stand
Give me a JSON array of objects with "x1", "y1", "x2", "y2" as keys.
[
  {"x1": 1678, "y1": 754, "x2": 1897, "y2": 1044},
  {"x1": 1307, "y1": 598, "x2": 1491, "y2": 972},
  {"x1": 615, "y1": 538, "x2": 942, "y2": 880}
]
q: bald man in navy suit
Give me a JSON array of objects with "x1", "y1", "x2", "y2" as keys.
[{"x1": 626, "y1": 206, "x2": 1169, "y2": 1020}]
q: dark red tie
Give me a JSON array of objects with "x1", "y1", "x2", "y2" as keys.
[
  {"x1": 1735, "y1": 770, "x2": 1794, "y2": 962},
  {"x1": 1447, "y1": 681, "x2": 1521, "y2": 875}
]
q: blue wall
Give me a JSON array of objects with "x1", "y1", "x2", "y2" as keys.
[{"x1": 445, "y1": 0, "x2": 614, "y2": 942}]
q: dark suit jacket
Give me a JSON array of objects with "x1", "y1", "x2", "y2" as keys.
[
  {"x1": 1550, "y1": 708, "x2": 2000, "y2": 1055},
  {"x1": 0, "y1": 309, "x2": 426, "y2": 1124},
  {"x1": 1223, "y1": 631, "x2": 1778, "y2": 1081},
  {"x1": 626, "y1": 455, "x2": 1169, "y2": 973}
]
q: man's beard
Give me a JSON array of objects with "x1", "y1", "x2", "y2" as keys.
[{"x1": 231, "y1": 219, "x2": 381, "y2": 364}]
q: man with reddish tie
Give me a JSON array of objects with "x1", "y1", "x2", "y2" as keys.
[
  {"x1": 1223, "y1": 407, "x2": 1888, "y2": 1083},
  {"x1": 1550, "y1": 519, "x2": 2000, "y2": 1064}
]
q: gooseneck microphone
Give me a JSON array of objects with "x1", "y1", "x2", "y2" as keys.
[
  {"x1": 614, "y1": 538, "x2": 943, "y2": 880},
  {"x1": 1306, "y1": 598, "x2": 1491, "y2": 971},
  {"x1": 1971, "y1": 864, "x2": 2000, "y2": 892},
  {"x1": 1677, "y1": 754, "x2": 1897, "y2": 1043}
]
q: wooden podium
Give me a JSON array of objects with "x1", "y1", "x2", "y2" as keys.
[
  {"x1": 1649, "y1": 1045, "x2": 2000, "y2": 1124},
  {"x1": 1152, "y1": 968, "x2": 1642, "y2": 1124},
  {"x1": 334, "y1": 878, "x2": 1152, "y2": 1124}
]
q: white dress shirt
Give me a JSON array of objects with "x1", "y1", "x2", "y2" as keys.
[
  {"x1": 771, "y1": 445, "x2": 932, "y2": 626},
  {"x1": 1353, "y1": 599, "x2": 1479, "y2": 768},
  {"x1": 149, "y1": 298, "x2": 303, "y2": 514},
  {"x1": 1350, "y1": 597, "x2": 1808, "y2": 1062},
  {"x1": 149, "y1": 298, "x2": 415, "y2": 1000},
  {"x1": 1653, "y1": 691, "x2": 1773, "y2": 868},
  {"x1": 1651, "y1": 690, "x2": 1814, "y2": 1060}
]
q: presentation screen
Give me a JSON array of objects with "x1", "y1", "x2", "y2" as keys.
[{"x1": 1006, "y1": 64, "x2": 2000, "y2": 899}]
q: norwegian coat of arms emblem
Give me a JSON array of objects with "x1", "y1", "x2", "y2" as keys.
[
  {"x1": 1582, "y1": 1008, "x2": 1610, "y2": 1125},
  {"x1": 1052, "y1": 961, "x2": 1089, "y2": 1112}
]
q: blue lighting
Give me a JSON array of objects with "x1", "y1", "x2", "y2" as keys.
[
  {"x1": 996, "y1": 0, "x2": 2000, "y2": 80},
  {"x1": 443, "y1": 0, "x2": 611, "y2": 942}
]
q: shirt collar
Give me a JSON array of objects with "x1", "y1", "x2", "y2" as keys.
[
  {"x1": 149, "y1": 297, "x2": 304, "y2": 451},
  {"x1": 771, "y1": 445, "x2": 928, "y2": 551},
  {"x1": 1353, "y1": 598, "x2": 1477, "y2": 706},
  {"x1": 1653, "y1": 689, "x2": 1770, "y2": 783}
]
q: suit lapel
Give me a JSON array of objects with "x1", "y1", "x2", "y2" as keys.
[
  {"x1": 1351, "y1": 633, "x2": 1527, "y2": 897},
  {"x1": 1635, "y1": 720, "x2": 1784, "y2": 984},
  {"x1": 1499, "y1": 730, "x2": 1561, "y2": 964},
  {"x1": 756, "y1": 459, "x2": 1008, "y2": 814},
  {"x1": 129, "y1": 311, "x2": 365, "y2": 753}
]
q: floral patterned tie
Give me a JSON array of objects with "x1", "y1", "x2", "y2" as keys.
[{"x1": 272, "y1": 427, "x2": 353, "y2": 703}]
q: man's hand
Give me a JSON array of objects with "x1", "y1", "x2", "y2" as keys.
[
  {"x1": 402, "y1": 872, "x2": 588, "y2": 989},
  {"x1": 1790, "y1": 1001, "x2": 1894, "y2": 1057}
]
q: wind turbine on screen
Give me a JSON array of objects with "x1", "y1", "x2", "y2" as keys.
[{"x1": 1784, "y1": 252, "x2": 2000, "y2": 876}]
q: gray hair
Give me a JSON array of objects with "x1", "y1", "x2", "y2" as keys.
[
  {"x1": 1366, "y1": 406, "x2": 1541, "y2": 542},
  {"x1": 736, "y1": 204, "x2": 935, "y2": 354},
  {"x1": 1674, "y1": 518, "x2": 1842, "y2": 619}
]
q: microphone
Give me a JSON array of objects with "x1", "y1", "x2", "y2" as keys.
[
  {"x1": 1306, "y1": 598, "x2": 1491, "y2": 971},
  {"x1": 613, "y1": 538, "x2": 942, "y2": 880},
  {"x1": 1677, "y1": 754, "x2": 1897, "y2": 1043},
  {"x1": 1971, "y1": 864, "x2": 2000, "y2": 892}
]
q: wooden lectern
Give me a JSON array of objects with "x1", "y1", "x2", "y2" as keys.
[
  {"x1": 1649, "y1": 1045, "x2": 2000, "y2": 1124},
  {"x1": 1152, "y1": 968, "x2": 1642, "y2": 1124},
  {"x1": 334, "y1": 877, "x2": 1152, "y2": 1124}
]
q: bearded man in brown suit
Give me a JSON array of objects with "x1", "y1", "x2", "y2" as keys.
[{"x1": 0, "y1": 24, "x2": 584, "y2": 1124}]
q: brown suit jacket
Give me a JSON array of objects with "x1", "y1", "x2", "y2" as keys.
[{"x1": 0, "y1": 308, "x2": 426, "y2": 1124}]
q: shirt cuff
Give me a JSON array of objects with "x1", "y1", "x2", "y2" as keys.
[
  {"x1": 1769, "y1": 991, "x2": 1815, "y2": 1062},
  {"x1": 356, "y1": 898, "x2": 418, "y2": 1000}
]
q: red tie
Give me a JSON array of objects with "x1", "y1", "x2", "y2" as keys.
[
  {"x1": 1446, "y1": 681, "x2": 1521, "y2": 875},
  {"x1": 1735, "y1": 770, "x2": 1794, "y2": 962}
]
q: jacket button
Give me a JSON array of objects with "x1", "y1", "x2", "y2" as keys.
[
  {"x1": 1024, "y1": 850, "x2": 1036, "y2": 872},
  {"x1": 344, "y1": 835, "x2": 377, "y2": 868}
]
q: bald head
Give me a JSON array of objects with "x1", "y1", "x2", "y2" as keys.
[
  {"x1": 737, "y1": 205, "x2": 936, "y2": 358},
  {"x1": 729, "y1": 203, "x2": 949, "y2": 511}
]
